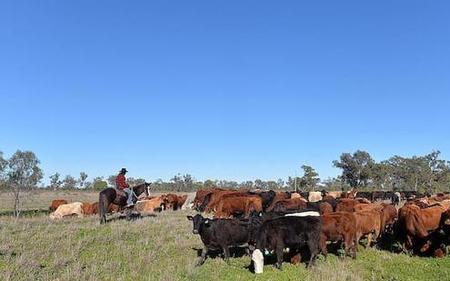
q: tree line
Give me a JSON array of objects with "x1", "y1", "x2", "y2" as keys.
[{"x1": 1, "y1": 149, "x2": 450, "y2": 215}]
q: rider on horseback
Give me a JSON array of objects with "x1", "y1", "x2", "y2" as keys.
[{"x1": 116, "y1": 168, "x2": 134, "y2": 207}]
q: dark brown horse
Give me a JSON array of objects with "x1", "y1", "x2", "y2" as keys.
[{"x1": 99, "y1": 182, "x2": 151, "y2": 224}]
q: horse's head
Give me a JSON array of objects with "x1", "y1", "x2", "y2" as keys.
[{"x1": 133, "y1": 182, "x2": 151, "y2": 198}]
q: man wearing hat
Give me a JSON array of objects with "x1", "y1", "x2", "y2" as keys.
[{"x1": 115, "y1": 168, "x2": 134, "y2": 207}]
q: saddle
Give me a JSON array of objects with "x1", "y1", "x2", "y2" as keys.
[{"x1": 114, "y1": 188, "x2": 128, "y2": 204}]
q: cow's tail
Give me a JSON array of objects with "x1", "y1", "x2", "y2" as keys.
[{"x1": 99, "y1": 191, "x2": 109, "y2": 224}]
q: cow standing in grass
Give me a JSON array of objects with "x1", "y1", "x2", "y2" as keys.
[
  {"x1": 187, "y1": 214, "x2": 259, "y2": 265},
  {"x1": 251, "y1": 212, "x2": 322, "y2": 273}
]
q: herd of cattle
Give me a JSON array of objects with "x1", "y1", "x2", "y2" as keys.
[
  {"x1": 47, "y1": 188, "x2": 450, "y2": 274},
  {"x1": 48, "y1": 193, "x2": 189, "y2": 219},
  {"x1": 187, "y1": 188, "x2": 450, "y2": 273}
]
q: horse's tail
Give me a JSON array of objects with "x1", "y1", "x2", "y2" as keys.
[{"x1": 99, "y1": 191, "x2": 109, "y2": 224}]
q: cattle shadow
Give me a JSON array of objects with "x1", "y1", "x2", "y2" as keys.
[
  {"x1": 192, "y1": 246, "x2": 249, "y2": 260},
  {"x1": 106, "y1": 212, "x2": 157, "y2": 223},
  {"x1": 376, "y1": 232, "x2": 404, "y2": 253}
]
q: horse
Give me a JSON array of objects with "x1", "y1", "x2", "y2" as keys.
[{"x1": 98, "y1": 182, "x2": 151, "y2": 224}]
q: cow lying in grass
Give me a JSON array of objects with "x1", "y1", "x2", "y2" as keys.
[
  {"x1": 81, "y1": 202, "x2": 99, "y2": 216},
  {"x1": 50, "y1": 202, "x2": 84, "y2": 219},
  {"x1": 49, "y1": 199, "x2": 68, "y2": 212},
  {"x1": 135, "y1": 197, "x2": 165, "y2": 213}
]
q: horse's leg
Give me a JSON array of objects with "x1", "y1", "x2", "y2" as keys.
[
  {"x1": 125, "y1": 207, "x2": 133, "y2": 221},
  {"x1": 99, "y1": 191, "x2": 113, "y2": 224}
]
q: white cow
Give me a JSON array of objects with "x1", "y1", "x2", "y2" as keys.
[
  {"x1": 308, "y1": 191, "x2": 322, "y2": 202},
  {"x1": 49, "y1": 202, "x2": 84, "y2": 219}
]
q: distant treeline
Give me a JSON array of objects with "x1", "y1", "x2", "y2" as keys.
[{"x1": 1, "y1": 149, "x2": 450, "y2": 195}]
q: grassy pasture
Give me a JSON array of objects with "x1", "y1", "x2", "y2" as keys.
[{"x1": 1, "y1": 191, "x2": 450, "y2": 281}]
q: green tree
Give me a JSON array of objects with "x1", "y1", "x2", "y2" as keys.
[
  {"x1": 287, "y1": 176, "x2": 299, "y2": 191},
  {"x1": 254, "y1": 179, "x2": 268, "y2": 190},
  {"x1": 79, "y1": 172, "x2": 88, "y2": 188},
  {"x1": 107, "y1": 175, "x2": 116, "y2": 187},
  {"x1": 323, "y1": 177, "x2": 345, "y2": 191},
  {"x1": 170, "y1": 174, "x2": 183, "y2": 191},
  {"x1": 183, "y1": 174, "x2": 194, "y2": 190},
  {"x1": 370, "y1": 163, "x2": 390, "y2": 189},
  {"x1": 277, "y1": 179, "x2": 285, "y2": 189},
  {"x1": 0, "y1": 151, "x2": 7, "y2": 189},
  {"x1": 62, "y1": 175, "x2": 77, "y2": 189},
  {"x1": 127, "y1": 177, "x2": 146, "y2": 187},
  {"x1": 267, "y1": 181, "x2": 279, "y2": 190},
  {"x1": 6, "y1": 150, "x2": 43, "y2": 217},
  {"x1": 92, "y1": 177, "x2": 108, "y2": 190},
  {"x1": 298, "y1": 165, "x2": 320, "y2": 191},
  {"x1": 203, "y1": 179, "x2": 217, "y2": 188},
  {"x1": 385, "y1": 151, "x2": 450, "y2": 192},
  {"x1": 218, "y1": 180, "x2": 238, "y2": 189},
  {"x1": 49, "y1": 173, "x2": 62, "y2": 190},
  {"x1": 333, "y1": 150, "x2": 375, "y2": 188}
]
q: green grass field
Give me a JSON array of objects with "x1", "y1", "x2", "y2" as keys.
[{"x1": 1, "y1": 191, "x2": 450, "y2": 281}]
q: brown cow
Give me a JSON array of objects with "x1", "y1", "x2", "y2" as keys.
[
  {"x1": 379, "y1": 204, "x2": 398, "y2": 233},
  {"x1": 49, "y1": 199, "x2": 68, "y2": 212},
  {"x1": 336, "y1": 198, "x2": 369, "y2": 212},
  {"x1": 353, "y1": 203, "x2": 383, "y2": 212},
  {"x1": 192, "y1": 188, "x2": 225, "y2": 209},
  {"x1": 353, "y1": 209, "x2": 382, "y2": 248},
  {"x1": 135, "y1": 197, "x2": 165, "y2": 212},
  {"x1": 177, "y1": 195, "x2": 188, "y2": 210},
  {"x1": 354, "y1": 203, "x2": 397, "y2": 235},
  {"x1": 214, "y1": 195, "x2": 262, "y2": 218},
  {"x1": 161, "y1": 193, "x2": 180, "y2": 210},
  {"x1": 108, "y1": 203, "x2": 121, "y2": 213},
  {"x1": 202, "y1": 190, "x2": 246, "y2": 213},
  {"x1": 266, "y1": 192, "x2": 291, "y2": 212},
  {"x1": 320, "y1": 212, "x2": 357, "y2": 258},
  {"x1": 398, "y1": 203, "x2": 446, "y2": 250},
  {"x1": 81, "y1": 202, "x2": 99, "y2": 216},
  {"x1": 271, "y1": 198, "x2": 307, "y2": 213},
  {"x1": 319, "y1": 202, "x2": 334, "y2": 215}
]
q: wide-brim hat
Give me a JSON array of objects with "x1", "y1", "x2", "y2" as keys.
[{"x1": 120, "y1": 168, "x2": 128, "y2": 173}]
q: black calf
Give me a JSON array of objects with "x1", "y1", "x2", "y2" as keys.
[
  {"x1": 187, "y1": 214, "x2": 257, "y2": 265},
  {"x1": 252, "y1": 214, "x2": 322, "y2": 272}
]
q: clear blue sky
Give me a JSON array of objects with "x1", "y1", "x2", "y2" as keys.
[{"x1": 1, "y1": 1, "x2": 449, "y2": 184}]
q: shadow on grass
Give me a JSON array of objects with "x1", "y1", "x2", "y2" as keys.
[
  {"x1": 0, "y1": 209, "x2": 50, "y2": 217},
  {"x1": 105, "y1": 212, "x2": 157, "y2": 223},
  {"x1": 191, "y1": 246, "x2": 313, "y2": 271}
]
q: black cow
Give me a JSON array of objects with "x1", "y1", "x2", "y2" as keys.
[
  {"x1": 372, "y1": 191, "x2": 385, "y2": 202},
  {"x1": 257, "y1": 190, "x2": 276, "y2": 211},
  {"x1": 251, "y1": 212, "x2": 322, "y2": 273},
  {"x1": 321, "y1": 197, "x2": 338, "y2": 211},
  {"x1": 402, "y1": 191, "x2": 418, "y2": 200},
  {"x1": 355, "y1": 191, "x2": 372, "y2": 201},
  {"x1": 385, "y1": 191, "x2": 401, "y2": 205},
  {"x1": 187, "y1": 214, "x2": 258, "y2": 265},
  {"x1": 247, "y1": 190, "x2": 276, "y2": 211}
]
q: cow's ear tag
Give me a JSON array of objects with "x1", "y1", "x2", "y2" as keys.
[{"x1": 264, "y1": 249, "x2": 270, "y2": 255}]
